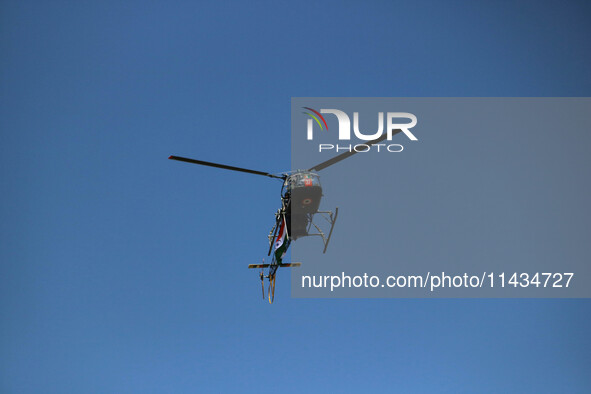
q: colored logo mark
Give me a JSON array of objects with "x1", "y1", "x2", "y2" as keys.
[{"x1": 302, "y1": 107, "x2": 329, "y2": 131}]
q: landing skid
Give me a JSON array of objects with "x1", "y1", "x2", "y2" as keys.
[
  {"x1": 307, "y1": 207, "x2": 339, "y2": 253},
  {"x1": 266, "y1": 208, "x2": 339, "y2": 255}
]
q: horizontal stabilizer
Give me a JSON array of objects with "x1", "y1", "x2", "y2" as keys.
[
  {"x1": 248, "y1": 264, "x2": 270, "y2": 269},
  {"x1": 279, "y1": 263, "x2": 302, "y2": 268},
  {"x1": 248, "y1": 262, "x2": 302, "y2": 269}
]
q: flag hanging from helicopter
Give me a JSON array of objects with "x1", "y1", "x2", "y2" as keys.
[{"x1": 274, "y1": 217, "x2": 289, "y2": 264}]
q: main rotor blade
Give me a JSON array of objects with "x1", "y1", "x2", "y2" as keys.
[
  {"x1": 308, "y1": 130, "x2": 402, "y2": 171},
  {"x1": 169, "y1": 155, "x2": 285, "y2": 179}
]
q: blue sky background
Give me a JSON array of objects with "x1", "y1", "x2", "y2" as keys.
[{"x1": 1, "y1": 0, "x2": 590, "y2": 392}]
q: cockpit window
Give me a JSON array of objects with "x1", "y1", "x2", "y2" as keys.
[{"x1": 289, "y1": 173, "x2": 320, "y2": 189}]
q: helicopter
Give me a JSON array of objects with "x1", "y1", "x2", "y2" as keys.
[{"x1": 169, "y1": 131, "x2": 396, "y2": 303}]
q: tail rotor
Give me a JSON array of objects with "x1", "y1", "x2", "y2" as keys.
[
  {"x1": 259, "y1": 268, "x2": 265, "y2": 300},
  {"x1": 268, "y1": 273, "x2": 276, "y2": 304}
]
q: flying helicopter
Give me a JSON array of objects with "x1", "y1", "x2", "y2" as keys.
[{"x1": 169, "y1": 131, "x2": 395, "y2": 303}]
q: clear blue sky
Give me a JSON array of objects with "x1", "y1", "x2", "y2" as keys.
[{"x1": 1, "y1": 0, "x2": 590, "y2": 392}]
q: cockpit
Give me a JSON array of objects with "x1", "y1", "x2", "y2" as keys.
[{"x1": 285, "y1": 172, "x2": 321, "y2": 193}]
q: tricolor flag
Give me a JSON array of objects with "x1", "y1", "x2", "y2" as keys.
[{"x1": 274, "y1": 217, "x2": 289, "y2": 264}]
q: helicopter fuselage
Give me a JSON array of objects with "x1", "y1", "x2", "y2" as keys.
[{"x1": 282, "y1": 171, "x2": 322, "y2": 239}]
